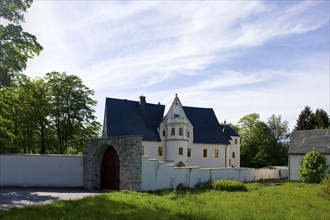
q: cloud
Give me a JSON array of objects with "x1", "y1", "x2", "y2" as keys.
[{"x1": 20, "y1": 1, "x2": 329, "y2": 129}]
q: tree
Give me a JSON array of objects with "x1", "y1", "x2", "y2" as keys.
[
  {"x1": 0, "y1": 0, "x2": 43, "y2": 88},
  {"x1": 45, "y1": 72, "x2": 101, "y2": 154},
  {"x1": 267, "y1": 115, "x2": 290, "y2": 165},
  {"x1": 237, "y1": 113, "x2": 262, "y2": 167},
  {"x1": 314, "y1": 108, "x2": 330, "y2": 129},
  {"x1": 294, "y1": 106, "x2": 315, "y2": 131},
  {"x1": 237, "y1": 113, "x2": 289, "y2": 168},
  {"x1": 0, "y1": 72, "x2": 100, "y2": 154},
  {"x1": 298, "y1": 150, "x2": 327, "y2": 183}
]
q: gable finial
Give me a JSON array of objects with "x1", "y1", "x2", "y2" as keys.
[{"x1": 175, "y1": 93, "x2": 178, "y2": 97}]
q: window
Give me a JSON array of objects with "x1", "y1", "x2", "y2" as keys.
[
  {"x1": 187, "y1": 131, "x2": 190, "y2": 138},
  {"x1": 142, "y1": 146, "x2": 144, "y2": 155},
  {"x1": 178, "y1": 147, "x2": 183, "y2": 155},
  {"x1": 235, "y1": 138, "x2": 238, "y2": 144},
  {"x1": 171, "y1": 127, "x2": 175, "y2": 136},
  {"x1": 187, "y1": 148, "x2": 191, "y2": 157},
  {"x1": 232, "y1": 152, "x2": 235, "y2": 158},
  {"x1": 203, "y1": 149, "x2": 208, "y2": 158},
  {"x1": 179, "y1": 127, "x2": 183, "y2": 136},
  {"x1": 158, "y1": 147, "x2": 163, "y2": 156},
  {"x1": 214, "y1": 149, "x2": 219, "y2": 158},
  {"x1": 162, "y1": 130, "x2": 166, "y2": 137}
]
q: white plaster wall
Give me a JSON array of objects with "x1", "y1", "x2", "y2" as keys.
[
  {"x1": 229, "y1": 136, "x2": 240, "y2": 168},
  {"x1": 165, "y1": 140, "x2": 188, "y2": 163},
  {"x1": 142, "y1": 141, "x2": 164, "y2": 161},
  {"x1": 289, "y1": 154, "x2": 330, "y2": 181},
  {"x1": 141, "y1": 156, "x2": 288, "y2": 191},
  {"x1": 0, "y1": 154, "x2": 83, "y2": 187},
  {"x1": 188, "y1": 144, "x2": 226, "y2": 168}
]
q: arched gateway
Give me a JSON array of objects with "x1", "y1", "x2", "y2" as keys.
[{"x1": 83, "y1": 136, "x2": 142, "y2": 190}]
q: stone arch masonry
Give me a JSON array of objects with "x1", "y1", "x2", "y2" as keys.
[{"x1": 83, "y1": 136, "x2": 142, "y2": 190}]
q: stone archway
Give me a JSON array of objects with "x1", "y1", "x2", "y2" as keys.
[
  {"x1": 83, "y1": 136, "x2": 142, "y2": 190},
  {"x1": 101, "y1": 146, "x2": 120, "y2": 190}
]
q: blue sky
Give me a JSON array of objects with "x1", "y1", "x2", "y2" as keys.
[{"x1": 20, "y1": 1, "x2": 329, "y2": 130}]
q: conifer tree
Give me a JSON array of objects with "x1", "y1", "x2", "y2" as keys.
[
  {"x1": 294, "y1": 106, "x2": 315, "y2": 130},
  {"x1": 314, "y1": 108, "x2": 330, "y2": 129}
]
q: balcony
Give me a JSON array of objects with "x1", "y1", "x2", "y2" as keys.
[{"x1": 166, "y1": 118, "x2": 188, "y2": 125}]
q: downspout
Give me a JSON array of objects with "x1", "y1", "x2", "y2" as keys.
[{"x1": 225, "y1": 145, "x2": 227, "y2": 167}]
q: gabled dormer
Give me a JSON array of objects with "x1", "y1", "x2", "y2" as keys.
[{"x1": 159, "y1": 94, "x2": 193, "y2": 143}]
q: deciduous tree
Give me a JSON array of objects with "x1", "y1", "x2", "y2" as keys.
[{"x1": 0, "y1": 0, "x2": 42, "y2": 88}]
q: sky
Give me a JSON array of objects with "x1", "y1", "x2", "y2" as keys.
[{"x1": 19, "y1": 0, "x2": 329, "y2": 130}]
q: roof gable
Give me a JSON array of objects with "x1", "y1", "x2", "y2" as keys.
[
  {"x1": 183, "y1": 106, "x2": 230, "y2": 144},
  {"x1": 288, "y1": 129, "x2": 330, "y2": 155}
]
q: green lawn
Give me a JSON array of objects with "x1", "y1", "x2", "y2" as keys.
[{"x1": 1, "y1": 182, "x2": 329, "y2": 220}]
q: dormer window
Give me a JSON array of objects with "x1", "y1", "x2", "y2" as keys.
[
  {"x1": 179, "y1": 127, "x2": 183, "y2": 136},
  {"x1": 163, "y1": 130, "x2": 166, "y2": 137},
  {"x1": 235, "y1": 138, "x2": 238, "y2": 144},
  {"x1": 171, "y1": 127, "x2": 175, "y2": 136}
]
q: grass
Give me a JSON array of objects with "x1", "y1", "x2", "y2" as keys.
[{"x1": 1, "y1": 182, "x2": 329, "y2": 220}]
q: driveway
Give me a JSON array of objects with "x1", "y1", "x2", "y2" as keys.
[{"x1": 0, "y1": 187, "x2": 103, "y2": 210}]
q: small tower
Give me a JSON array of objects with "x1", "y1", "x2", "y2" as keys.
[{"x1": 160, "y1": 94, "x2": 192, "y2": 165}]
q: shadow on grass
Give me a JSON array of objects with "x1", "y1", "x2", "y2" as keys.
[{"x1": 0, "y1": 191, "x2": 194, "y2": 220}]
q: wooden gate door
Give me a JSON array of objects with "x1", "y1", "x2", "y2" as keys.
[{"x1": 101, "y1": 146, "x2": 120, "y2": 190}]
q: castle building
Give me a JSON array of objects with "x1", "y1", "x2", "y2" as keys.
[{"x1": 102, "y1": 94, "x2": 240, "y2": 168}]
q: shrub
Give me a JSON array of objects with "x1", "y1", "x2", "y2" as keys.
[
  {"x1": 194, "y1": 180, "x2": 212, "y2": 189},
  {"x1": 176, "y1": 183, "x2": 190, "y2": 194},
  {"x1": 298, "y1": 150, "x2": 327, "y2": 183},
  {"x1": 318, "y1": 174, "x2": 330, "y2": 199},
  {"x1": 211, "y1": 179, "x2": 247, "y2": 192}
]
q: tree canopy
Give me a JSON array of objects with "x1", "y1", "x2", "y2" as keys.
[
  {"x1": 237, "y1": 113, "x2": 289, "y2": 168},
  {"x1": 0, "y1": 0, "x2": 43, "y2": 88},
  {"x1": 294, "y1": 106, "x2": 329, "y2": 130},
  {"x1": 0, "y1": 72, "x2": 101, "y2": 154}
]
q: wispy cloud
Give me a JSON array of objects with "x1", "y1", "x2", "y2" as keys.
[{"x1": 22, "y1": 1, "x2": 329, "y2": 129}]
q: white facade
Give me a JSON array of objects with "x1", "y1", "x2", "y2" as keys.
[
  {"x1": 289, "y1": 154, "x2": 330, "y2": 181},
  {"x1": 142, "y1": 95, "x2": 240, "y2": 168}
]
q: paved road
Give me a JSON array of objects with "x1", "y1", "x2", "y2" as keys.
[{"x1": 0, "y1": 187, "x2": 103, "y2": 210}]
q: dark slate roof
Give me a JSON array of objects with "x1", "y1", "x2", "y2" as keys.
[
  {"x1": 221, "y1": 125, "x2": 239, "y2": 138},
  {"x1": 103, "y1": 97, "x2": 237, "y2": 144},
  {"x1": 103, "y1": 98, "x2": 165, "y2": 141},
  {"x1": 288, "y1": 129, "x2": 330, "y2": 155},
  {"x1": 183, "y1": 106, "x2": 232, "y2": 144}
]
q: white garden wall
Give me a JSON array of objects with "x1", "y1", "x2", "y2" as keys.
[
  {"x1": 0, "y1": 154, "x2": 288, "y2": 190},
  {"x1": 0, "y1": 154, "x2": 83, "y2": 187},
  {"x1": 141, "y1": 156, "x2": 288, "y2": 191}
]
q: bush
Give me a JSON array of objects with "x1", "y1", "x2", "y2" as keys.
[
  {"x1": 298, "y1": 150, "x2": 327, "y2": 183},
  {"x1": 194, "y1": 180, "x2": 212, "y2": 189},
  {"x1": 318, "y1": 174, "x2": 330, "y2": 199},
  {"x1": 211, "y1": 179, "x2": 247, "y2": 192}
]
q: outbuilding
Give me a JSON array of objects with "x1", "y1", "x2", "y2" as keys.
[{"x1": 288, "y1": 129, "x2": 330, "y2": 181}]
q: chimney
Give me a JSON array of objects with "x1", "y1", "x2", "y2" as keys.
[
  {"x1": 222, "y1": 120, "x2": 226, "y2": 132},
  {"x1": 139, "y1": 95, "x2": 146, "y2": 109}
]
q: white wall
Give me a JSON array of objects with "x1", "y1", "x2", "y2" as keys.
[
  {"x1": 289, "y1": 154, "x2": 330, "y2": 181},
  {"x1": 188, "y1": 144, "x2": 226, "y2": 168},
  {"x1": 141, "y1": 156, "x2": 288, "y2": 191},
  {"x1": 0, "y1": 154, "x2": 83, "y2": 187}
]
